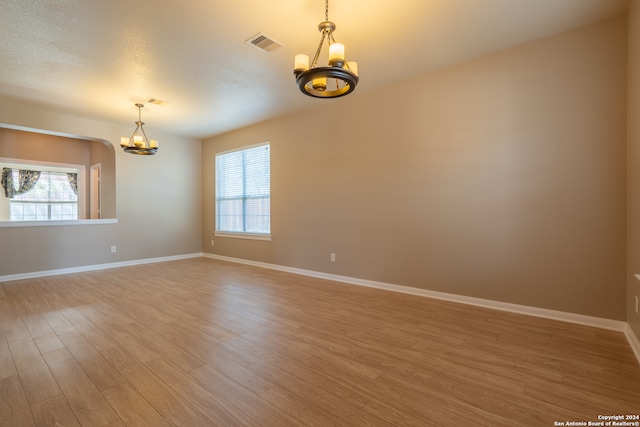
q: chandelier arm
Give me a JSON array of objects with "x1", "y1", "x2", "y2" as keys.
[
  {"x1": 345, "y1": 62, "x2": 353, "y2": 72},
  {"x1": 140, "y1": 127, "x2": 149, "y2": 146},
  {"x1": 311, "y1": 31, "x2": 328, "y2": 69},
  {"x1": 127, "y1": 126, "x2": 140, "y2": 145}
]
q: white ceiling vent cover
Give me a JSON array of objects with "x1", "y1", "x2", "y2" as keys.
[
  {"x1": 146, "y1": 97, "x2": 170, "y2": 106},
  {"x1": 245, "y1": 32, "x2": 283, "y2": 53}
]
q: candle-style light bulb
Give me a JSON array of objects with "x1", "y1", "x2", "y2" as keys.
[
  {"x1": 329, "y1": 43, "x2": 345, "y2": 67},
  {"x1": 312, "y1": 77, "x2": 327, "y2": 91},
  {"x1": 294, "y1": 54, "x2": 309, "y2": 72}
]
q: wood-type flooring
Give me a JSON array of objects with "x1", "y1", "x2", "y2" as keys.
[{"x1": 0, "y1": 257, "x2": 638, "y2": 426}]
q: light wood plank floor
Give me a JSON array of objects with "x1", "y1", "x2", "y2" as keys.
[{"x1": 0, "y1": 257, "x2": 638, "y2": 426}]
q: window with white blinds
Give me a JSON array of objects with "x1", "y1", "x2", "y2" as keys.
[
  {"x1": 10, "y1": 170, "x2": 78, "y2": 221},
  {"x1": 215, "y1": 143, "x2": 270, "y2": 238}
]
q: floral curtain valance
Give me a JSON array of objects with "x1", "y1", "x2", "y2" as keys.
[
  {"x1": 1, "y1": 168, "x2": 41, "y2": 198},
  {"x1": 67, "y1": 172, "x2": 78, "y2": 195},
  {"x1": 0, "y1": 168, "x2": 10, "y2": 198}
]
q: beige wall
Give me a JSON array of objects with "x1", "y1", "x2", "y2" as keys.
[
  {"x1": 628, "y1": 1, "x2": 640, "y2": 339},
  {"x1": 0, "y1": 97, "x2": 203, "y2": 276},
  {"x1": 203, "y1": 17, "x2": 627, "y2": 320}
]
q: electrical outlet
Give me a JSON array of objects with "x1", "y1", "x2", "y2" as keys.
[
  {"x1": 330, "y1": 253, "x2": 336, "y2": 262},
  {"x1": 211, "y1": 240, "x2": 215, "y2": 246},
  {"x1": 111, "y1": 245, "x2": 117, "y2": 253}
]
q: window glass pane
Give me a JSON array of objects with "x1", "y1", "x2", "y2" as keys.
[
  {"x1": 35, "y1": 203, "x2": 48, "y2": 220},
  {"x1": 10, "y1": 203, "x2": 23, "y2": 219},
  {"x1": 25, "y1": 204, "x2": 37, "y2": 220},
  {"x1": 51, "y1": 204, "x2": 62, "y2": 220}
]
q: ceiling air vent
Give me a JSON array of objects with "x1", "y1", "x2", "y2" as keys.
[
  {"x1": 245, "y1": 32, "x2": 283, "y2": 53},
  {"x1": 146, "y1": 97, "x2": 169, "y2": 106}
]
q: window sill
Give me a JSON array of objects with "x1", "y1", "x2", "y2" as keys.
[
  {"x1": 0, "y1": 219, "x2": 118, "y2": 228},
  {"x1": 214, "y1": 231, "x2": 272, "y2": 241}
]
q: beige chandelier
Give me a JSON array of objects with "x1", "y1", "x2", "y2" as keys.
[{"x1": 120, "y1": 103, "x2": 158, "y2": 155}]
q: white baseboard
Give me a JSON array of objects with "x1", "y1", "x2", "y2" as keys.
[
  {"x1": 626, "y1": 324, "x2": 640, "y2": 363},
  {"x1": 202, "y1": 253, "x2": 625, "y2": 330},
  {"x1": 0, "y1": 253, "x2": 202, "y2": 283},
  {"x1": 203, "y1": 253, "x2": 639, "y2": 365},
  {"x1": 2, "y1": 251, "x2": 638, "y2": 365}
]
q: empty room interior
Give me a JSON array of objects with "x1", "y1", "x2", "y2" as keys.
[{"x1": 1, "y1": 0, "x2": 640, "y2": 425}]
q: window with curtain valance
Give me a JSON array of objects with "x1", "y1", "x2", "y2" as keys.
[{"x1": 1, "y1": 167, "x2": 79, "y2": 221}]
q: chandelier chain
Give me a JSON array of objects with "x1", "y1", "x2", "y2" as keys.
[
  {"x1": 325, "y1": 0, "x2": 329, "y2": 21},
  {"x1": 135, "y1": 103, "x2": 144, "y2": 125}
]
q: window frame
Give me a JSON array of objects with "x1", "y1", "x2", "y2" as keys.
[
  {"x1": 0, "y1": 158, "x2": 86, "y2": 222},
  {"x1": 214, "y1": 142, "x2": 271, "y2": 241}
]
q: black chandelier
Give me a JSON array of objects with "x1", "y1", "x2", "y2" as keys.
[{"x1": 293, "y1": 0, "x2": 359, "y2": 98}]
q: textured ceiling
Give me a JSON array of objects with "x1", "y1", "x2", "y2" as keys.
[{"x1": 0, "y1": 0, "x2": 630, "y2": 138}]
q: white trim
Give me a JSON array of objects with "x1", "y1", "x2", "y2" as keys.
[
  {"x1": 0, "y1": 219, "x2": 117, "y2": 228},
  {"x1": 90, "y1": 163, "x2": 102, "y2": 219},
  {"x1": 1, "y1": 250, "x2": 637, "y2": 365},
  {"x1": 0, "y1": 123, "x2": 110, "y2": 144},
  {"x1": 626, "y1": 324, "x2": 640, "y2": 364},
  {"x1": 203, "y1": 253, "x2": 626, "y2": 332},
  {"x1": 0, "y1": 253, "x2": 201, "y2": 282},
  {"x1": 0, "y1": 157, "x2": 82, "y2": 173},
  {"x1": 204, "y1": 254, "x2": 639, "y2": 364},
  {"x1": 214, "y1": 231, "x2": 272, "y2": 241}
]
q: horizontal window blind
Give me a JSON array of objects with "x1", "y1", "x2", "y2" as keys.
[
  {"x1": 215, "y1": 143, "x2": 270, "y2": 234},
  {"x1": 10, "y1": 170, "x2": 78, "y2": 221}
]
